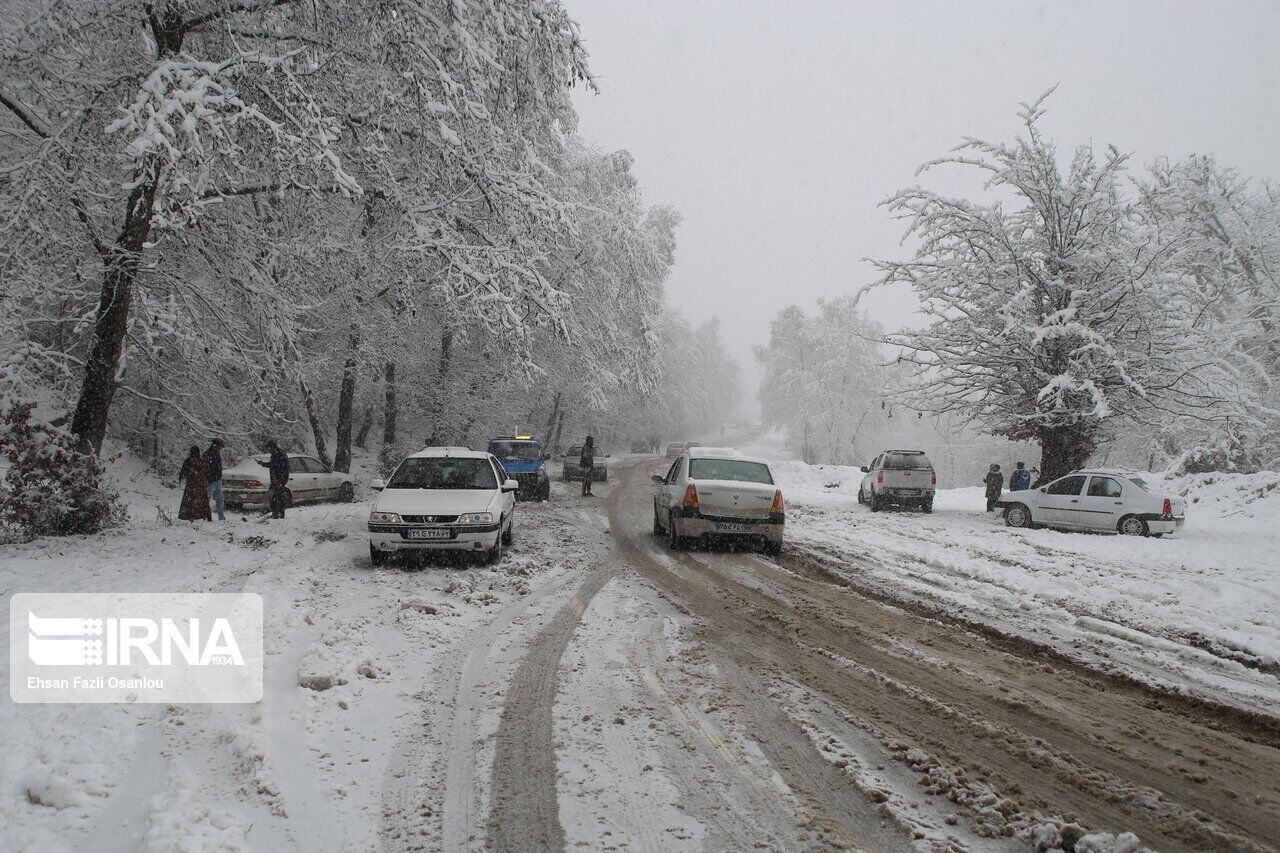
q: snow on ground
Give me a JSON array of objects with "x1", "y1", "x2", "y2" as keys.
[
  {"x1": 762, "y1": 454, "x2": 1280, "y2": 718},
  {"x1": 0, "y1": 446, "x2": 578, "y2": 852}
]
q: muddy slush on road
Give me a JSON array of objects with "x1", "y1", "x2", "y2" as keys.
[{"x1": 391, "y1": 458, "x2": 1280, "y2": 852}]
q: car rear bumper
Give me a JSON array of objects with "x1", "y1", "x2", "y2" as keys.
[
  {"x1": 224, "y1": 488, "x2": 269, "y2": 506},
  {"x1": 671, "y1": 511, "x2": 784, "y2": 543},
  {"x1": 1136, "y1": 513, "x2": 1182, "y2": 533},
  {"x1": 369, "y1": 522, "x2": 500, "y2": 553}
]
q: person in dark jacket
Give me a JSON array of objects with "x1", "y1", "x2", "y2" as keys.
[
  {"x1": 203, "y1": 438, "x2": 226, "y2": 521},
  {"x1": 983, "y1": 463, "x2": 1004, "y2": 511},
  {"x1": 580, "y1": 436, "x2": 596, "y2": 496},
  {"x1": 1009, "y1": 461, "x2": 1032, "y2": 491},
  {"x1": 258, "y1": 441, "x2": 291, "y2": 518},
  {"x1": 177, "y1": 446, "x2": 212, "y2": 522}
]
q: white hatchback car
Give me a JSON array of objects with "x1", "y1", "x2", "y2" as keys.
[
  {"x1": 368, "y1": 447, "x2": 518, "y2": 565},
  {"x1": 652, "y1": 447, "x2": 784, "y2": 555},
  {"x1": 998, "y1": 469, "x2": 1185, "y2": 537}
]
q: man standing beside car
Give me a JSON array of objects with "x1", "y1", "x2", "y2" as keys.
[
  {"x1": 203, "y1": 438, "x2": 226, "y2": 521},
  {"x1": 580, "y1": 436, "x2": 596, "y2": 497},
  {"x1": 983, "y1": 463, "x2": 1004, "y2": 511},
  {"x1": 259, "y1": 440, "x2": 291, "y2": 518}
]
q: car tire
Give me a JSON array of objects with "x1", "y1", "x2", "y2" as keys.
[
  {"x1": 869, "y1": 492, "x2": 881, "y2": 512},
  {"x1": 338, "y1": 482, "x2": 354, "y2": 503},
  {"x1": 501, "y1": 513, "x2": 515, "y2": 546},
  {"x1": 922, "y1": 498, "x2": 934, "y2": 514},
  {"x1": 666, "y1": 511, "x2": 684, "y2": 551},
  {"x1": 485, "y1": 534, "x2": 503, "y2": 565},
  {"x1": 762, "y1": 538, "x2": 782, "y2": 557},
  {"x1": 857, "y1": 488, "x2": 865, "y2": 505},
  {"x1": 653, "y1": 507, "x2": 664, "y2": 536},
  {"x1": 1119, "y1": 515, "x2": 1149, "y2": 537},
  {"x1": 370, "y1": 544, "x2": 388, "y2": 566},
  {"x1": 284, "y1": 488, "x2": 294, "y2": 508},
  {"x1": 1005, "y1": 504, "x2": 1031, "y2": 528}
]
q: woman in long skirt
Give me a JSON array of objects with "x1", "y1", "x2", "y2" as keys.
[{"x1": 178, "y1": 446, "x2": 212, "y2": 521}]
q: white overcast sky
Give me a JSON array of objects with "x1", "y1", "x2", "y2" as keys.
[{"x1": 567, "y1": 0, "x2": 1280, "y2": 410}]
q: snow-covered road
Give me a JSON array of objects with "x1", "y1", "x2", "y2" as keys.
[{"x1": 3, "y1": 455, "x2": 1278, "y2": 852}]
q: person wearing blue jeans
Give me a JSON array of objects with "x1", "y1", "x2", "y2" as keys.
[{"x1": 203, "y1": 438, "x2": 226, "y2": 521}]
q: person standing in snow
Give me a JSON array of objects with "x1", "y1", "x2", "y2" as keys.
[
  {"x1": 203, "y1": 438, "x2": 226, "y2": 521},
  {"x1": 1009, "y1": 461, "x2": 1032, "y2": 492},
  {"x1": 983, "y1": 463, "x2": 1004, "y2": 511},
  {"x1": 580, "y1": 436, "x2": 596, "y2": 496},
  {"x1": 258, "y1": 440, "x2": 291, "y2": 518},
  {"x1": 177, "y1": 446, "x2": 212, "y2": 522}
]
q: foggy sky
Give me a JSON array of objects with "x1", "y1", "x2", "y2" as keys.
[{"x1": 567, "y1": 0, "x2": 1280, "y2": 414}]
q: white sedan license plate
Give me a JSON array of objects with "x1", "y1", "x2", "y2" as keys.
[
  {"x1": 715, "y1": 522, "x2": 751, "y2": 533},
  {"x1": 406, "y1": 528, "x2": 450, "y2": 540}
]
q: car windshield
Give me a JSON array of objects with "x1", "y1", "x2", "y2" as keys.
[
  {"x1": 688, "y1": 459, "x2": 774, "y2": 484},
  {"x1": 387, "y1": 458, "x2": 496, "y2": 490},
  {"x1": 567, "y1": 445, "x2": 600, "y2": 458},
  {"x1": 883, "y1": 452, "x2": 931, "y2": 470},
  {"x1": 489, "y1": 442, "x2": 542, "y2": 462},
  {"x1": 1127, "y1": 476, "x2": 1151, "y2": 491}
]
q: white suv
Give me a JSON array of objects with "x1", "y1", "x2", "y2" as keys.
[
  {"x1": 998, "y1": 470, "x2": 1185, "y2": 537},
  {"x1": 651, "y1": 447, "x2": 784, "y2": 555},
  {"x1": 859, "y1": 450, "x2": 936, "y2": 513},
  {"x1": 368, "y1": 447, "x2": 518, "y2": 565}
]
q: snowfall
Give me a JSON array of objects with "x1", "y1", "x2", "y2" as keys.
[{"x1": 1, "y1": 436, "x2": 1277, "y2": 851}]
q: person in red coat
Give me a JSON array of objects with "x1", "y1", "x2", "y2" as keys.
[{"x1": 177, "y1": 446, "x2": 212, "y2": 521}]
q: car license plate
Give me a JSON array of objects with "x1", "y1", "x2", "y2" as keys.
[
  {"x1": 897, "y1": 489, "x2": 919, "y2": 496},
  {"x1": 406, "y1": 528, "x2": 450, "y2": 540},
  {"x1": 715, "y1": 522, "x2": 751, "y2": 533}
]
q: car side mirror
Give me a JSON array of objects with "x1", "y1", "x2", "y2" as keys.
[
  {"x1": 502, "y1": 479, "x2": 519, "y2": 493},
  {"x1": 860, "y1": 466, "x2": 869, "y2": 473},
  {"x1": 371, "y1": 479, "x2": 385, "y2": 491},
  {"x1": 651, "y1": 475, "x2": 664, "y2": 484}
]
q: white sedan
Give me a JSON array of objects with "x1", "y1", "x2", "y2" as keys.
[
  {"x1": 998, "y1": 469, "x2": 1185, "y2": 537},
  {"x1": 222, "y1": 453, "x2": 354, "y2": 509},
  {"x1": 368, "y1": 447, "x2": 518, "y2": 566},
  {"x1": 652, "y1": 447, "x2": 784, "y2": 555}
]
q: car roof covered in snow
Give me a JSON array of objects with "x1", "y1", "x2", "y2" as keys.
[
  {"x1": 411, "y1": 446, "x2": 484, "y2": 458},
  {"x1": 687, "y1": 447, "x2": 770, "y2": 466}
]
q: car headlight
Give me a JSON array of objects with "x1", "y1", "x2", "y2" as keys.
[
  {"x1": 370, "y1": 511, "x2": 402, "y2": 524},
  {"x1": 539, "y1": 468, "x2": 548, "y2": 479},
  {"x1": 457, "y1": 512, "x2": 493, "y2": 524}
]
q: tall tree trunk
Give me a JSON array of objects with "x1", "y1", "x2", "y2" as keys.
[
  {"x1": 333, "y1": 331, "x2": 359, "y2": 473},
  {"x1": 300, "y1": 378, "x2": 332, "y2": 468},
  {"x1": 543, "y1": 390, "x2": 562, "y2": 442},
  {"x1": 427, "y1": 327, "x2": 454, "y2": 444},
  {"x1": 378, "y1": 361, "x2": 398, "y2": 473},
  {"x1": 550, "y1": 408, "x2": 566, "y2": 455},
  {"x1": 1036, "y1": 425, "x2": 1095, "y2": 484},
  {"x1": 69, "y1": 161, "x2": 159, "y2": 453},
  {"x1": 355, "y1": 405, "x2": 374, "y2": 449}
]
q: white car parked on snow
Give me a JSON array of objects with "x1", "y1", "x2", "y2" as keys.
[
  {"x1": 651, "y1": 447, "x2": 784, "y2": 555},
  {"x1": 368, "y1": 447, "x2": 519, "y2": 566},
  {"x1": 223, "y1": 453, "x2": 354, "y2": 509},
  {"x1": 997, "y1": 469, "x2": 1185, "y2": 537}
]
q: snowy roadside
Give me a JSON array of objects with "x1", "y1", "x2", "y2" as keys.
[
  {"x1": 765, "y1": 457, "x2": 1280, "y2": 718},
  {"x1": 0, "y1": 451, "x2": 581, "y2": 852}
]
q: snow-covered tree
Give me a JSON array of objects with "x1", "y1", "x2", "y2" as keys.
[
  {"x1": 755, "y1": 298, "x2": 887, "y2": 464},
  {"x1": 1135, "y1": 156, "x2": 1280, "y2": 471},
  {"x1": 871, "y1": 92, "x2": 1237, "y2": 482}
]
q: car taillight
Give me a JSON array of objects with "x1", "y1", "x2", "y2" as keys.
[
  {"x1": 771, "y1": 490, "x2": 784, "y2": 514},
  {"x1": 877, "y1": 473, "x2": 883, "y2": 484},
  {"x1": 682, "y1": 484, "x2": 698, "y2": 509},
  {"x1": 931, "y1": 473, "x2": 936, "y2": 485},
  {"x1": 244, "y1": 479, "x2": 263, "y2": 488},
  {"x1": 1163, "y1": 498, "x2": 1172, "y2": 515}
]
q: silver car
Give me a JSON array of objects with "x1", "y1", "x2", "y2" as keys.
[{"x1": 651, "y1": 448, "x2": 784, "y2": 555}]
